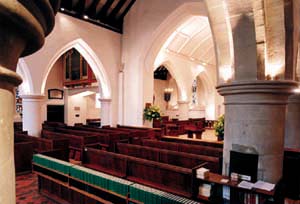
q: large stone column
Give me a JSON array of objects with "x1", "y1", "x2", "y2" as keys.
[
  {"x1": 100, "y1": 98, "x2": 112, "y2": 126},
  {"x1": 178, "y1": 100, "x2": 189, "y2": 120},
  {"x1": 218, "y1": 80, "x2": 297, "y2": 183},
  {"x1": 22, "y1": 95, "x2": 45, "y2": 137},
  {"x1": 0, "y1": 1, "x2": 59, "y2": 202},
  {"x1": 285, "y1": 93, "x2": 300, "y2": 148}
]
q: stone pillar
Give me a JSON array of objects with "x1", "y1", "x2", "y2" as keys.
[
  {"x1": 100, "y1": 98, "x2": 112, "y2": 126},
  {"x1": 0, "y1": 1, "x2": 59, "y2": 202},
  {"x1": 22, "y1": 95, "x2": 45, "y2": 137},
  {"x1": 178, "y1": 100, "x2": 189, "y2": 120},
  {"x1": 285, "y1": 93, "x2": 300, "y2": 148},
  {"x1": 217, "y1": 80, "x2": 297, "y2": 183},
  {"x1": 0, "y1": 70, "x2": 22, "y2": 203}
]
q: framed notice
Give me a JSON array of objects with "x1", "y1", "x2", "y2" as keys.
[{"x1": 48, "y1": 89, "x2": 64, "y2": 99}]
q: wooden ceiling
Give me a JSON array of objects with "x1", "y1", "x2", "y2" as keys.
[{"x1": 60, "y1": 0, "x2": 136, "y2": 33}]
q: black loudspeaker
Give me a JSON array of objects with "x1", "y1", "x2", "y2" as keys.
[{"x1": 229, "y1": 150, "x2": 259, "y2": 183}]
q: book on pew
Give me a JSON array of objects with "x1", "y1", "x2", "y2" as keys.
[
  {"x1": 196, "y1": 167, "x2": 209, "y2": 179},
  {"x1": 253, "y1": 181, "x2": 275, "y2": 191},
  {"x1": 198, "y1": 183, "x2": 212, "y2": 197}
]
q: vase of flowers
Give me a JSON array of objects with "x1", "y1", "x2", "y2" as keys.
[
  {"x1": 214, "y1": 114, "x2": 224, "y2": 141},
  {"x1": 143, "y1": 105, "x2": 161, "y2": 127}
]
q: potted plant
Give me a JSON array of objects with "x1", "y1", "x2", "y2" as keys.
[
  {"x1": 143, "y1": 105, "x2": 161, "y2": 121},
  {"x1": 214, "y1": 114, "x2": 224, "y2": 141}
]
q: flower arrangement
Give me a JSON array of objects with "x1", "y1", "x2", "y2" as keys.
[
  {"x1": 143, "y1": 105, "x2": 161, "y2": 121},
  {"x1": 214, "y1": 114, "x2": 224, "y2": 141}
]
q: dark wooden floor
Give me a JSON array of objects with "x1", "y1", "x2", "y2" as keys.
[{"x1": 16, "y1": 173, "x2": 56, "y2": 204}]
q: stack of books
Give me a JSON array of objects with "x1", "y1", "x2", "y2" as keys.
[
  {"x1": 198, "y1": 183, "x2": 212, "y2": 197},
  {"x1": 70, "y1": 165, "x2": 133, "y2": 196},
  {"x1": 196, "y1": 167, "x2": 209, "y2": 179},
  {"x1": 129, "y1": 183, "x2": 200, "y2": 204},
  {"x1": 33, "y1": 154, "x2": 73, "y2": 175}
]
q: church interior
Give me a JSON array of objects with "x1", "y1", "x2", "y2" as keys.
[{"x1": 2, "y1": 0, "x2": 300, "y2": 203}]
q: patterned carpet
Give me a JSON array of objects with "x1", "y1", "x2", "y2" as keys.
[{"x1": 16, "y1": 173, "x2": 56, "y2": 204}]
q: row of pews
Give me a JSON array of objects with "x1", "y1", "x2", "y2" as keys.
[
  {"x1": 15, "y1": 121, "x2": 223, "y2": 203},
  {"x1": 153, "y1": 117, "x2": 206, "y2": 137}
]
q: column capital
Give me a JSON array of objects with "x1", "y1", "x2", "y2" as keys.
[
  {"x1": 217, "y1": 80, "x2": 298, "y2": 105},
  {"x1": 0, "y1": 1, "x2": 60, "y2": 57},
  {"x1": 0, "y1": 66, "x2": 22, "y2": 86}
]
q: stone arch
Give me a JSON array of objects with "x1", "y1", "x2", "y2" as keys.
[
  {"x1": 142, "y1": 2, "x2": 209, "y2": 74},
  {"x1": 157, "y1": 60, "x2": 183, "y2": 101},
  {"x1": 41, "y1": 38, "x2": 112, "y2": 99},
  {"x1": 204, "y1": 0, "x2": 234, "y2": 83},
  {"x1": 16, "y1": 59, "x2": 34, "y2": 95},
  {"x1": 141, "y1": 0, "x2": 234, "y2": 83},
  {"x1": 194, "y1": 71, "x2": 217, "y2": 119}
]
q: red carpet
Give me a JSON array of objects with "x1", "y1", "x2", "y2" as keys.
[{"x1": 16, "y1": 173, "x2": 56, "y2": 204}]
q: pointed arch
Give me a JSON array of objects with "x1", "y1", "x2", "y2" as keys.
[
  {"x1": 17, "y1": 59, "x2": 34, "y2": 95},
  {"x1": 41, "y1": 38, "x2": 112, "y2": 98},
  {"x1": 158, "y1": 60, "x2": 185, "y2": 101},
  {"x1": 143, "y1": 2, "x2": 209, "y2": 73}
]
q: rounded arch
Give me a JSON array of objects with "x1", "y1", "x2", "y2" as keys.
[
  {"x1": 17, "y1": 59, "x2": 34, "y2": 95},
  {"x1": 41, "y1": 38, "x2": 112, "y2": 98}
]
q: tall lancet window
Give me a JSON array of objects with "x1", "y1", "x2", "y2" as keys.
[{"x1": 192, "y1": 79, "x2": 197, "y2": 105}]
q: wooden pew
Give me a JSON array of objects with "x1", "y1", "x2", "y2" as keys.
[
  {"x1": 86, "y1": 118, "x2": 101, "y2": 127},
  {"x1": 15, "y1": 132, "x2": 69, "y2": 153},
  {"x1": 65, "y1": 126, "x2": 130, "y2": 146},
  {"x1": 161, "y1": 136, "x2": 223, "y2": 148},
  {"x1": 82, "y1": 147, "x2": 204, "y2": 198},
  {"x1": 126, "y1": 156, "x2": 197, "y2": 198},
  {"x1": 14, "y1": 139, "x2": 33, "y2": 175},
  {"x1": 116, "y1": 143, "x2": 221, "y2": 173},
  {"x1": 56, "y1": 127, "x2": 128, "y2": 151},
  {"x1": 116, "y1": 124, "x2": 162, "y2": 139},
  {"x1": 14, "y1": 121, "x2": 23, "y2": 132},
  {"x1": 55, "y1": 128, "x2": 111, "y2": 147},
  {"x1": 42, "y1": 121, "x2": 66, "y2": 131},
  {"x1": 42, "y1": 130, "x2": 98, "y2": 161},
  {"x1": 83, "y1": 148, "x2": 128, "y2": 178},
  {"x1": 142, "y1": 139, "x2": 223, "y2": 157},
  {"x1": 102, "y1": 127, "x2": 151, "y2": 144}
]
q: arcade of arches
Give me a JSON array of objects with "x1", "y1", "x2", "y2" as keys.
[{"x1": 2, "y1": 0, "x2": 300, "y2": 203}]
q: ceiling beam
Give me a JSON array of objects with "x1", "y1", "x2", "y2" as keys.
[
  {"x1": 96, "y1": 0, "x2": 114, "y2": 20},
  {"x1": 108, "y1": 0, "x2": 126, "y2": 19},
  {"x1": 73, "y1": 0, "x2": 86, "y2": 15},
  {"x1": 86, "y1": 0, "x2": 100, "y2": 17},
  {"x1": 61, "y1": 0, "x2": 73, "y2": 10},
  {"x1": 116, "y1": 0, "x2": 135, "y2": 21}
]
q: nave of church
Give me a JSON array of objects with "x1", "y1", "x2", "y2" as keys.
[{"x1": 2, "y1": 0, "x2": 300, "y2": 204}]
